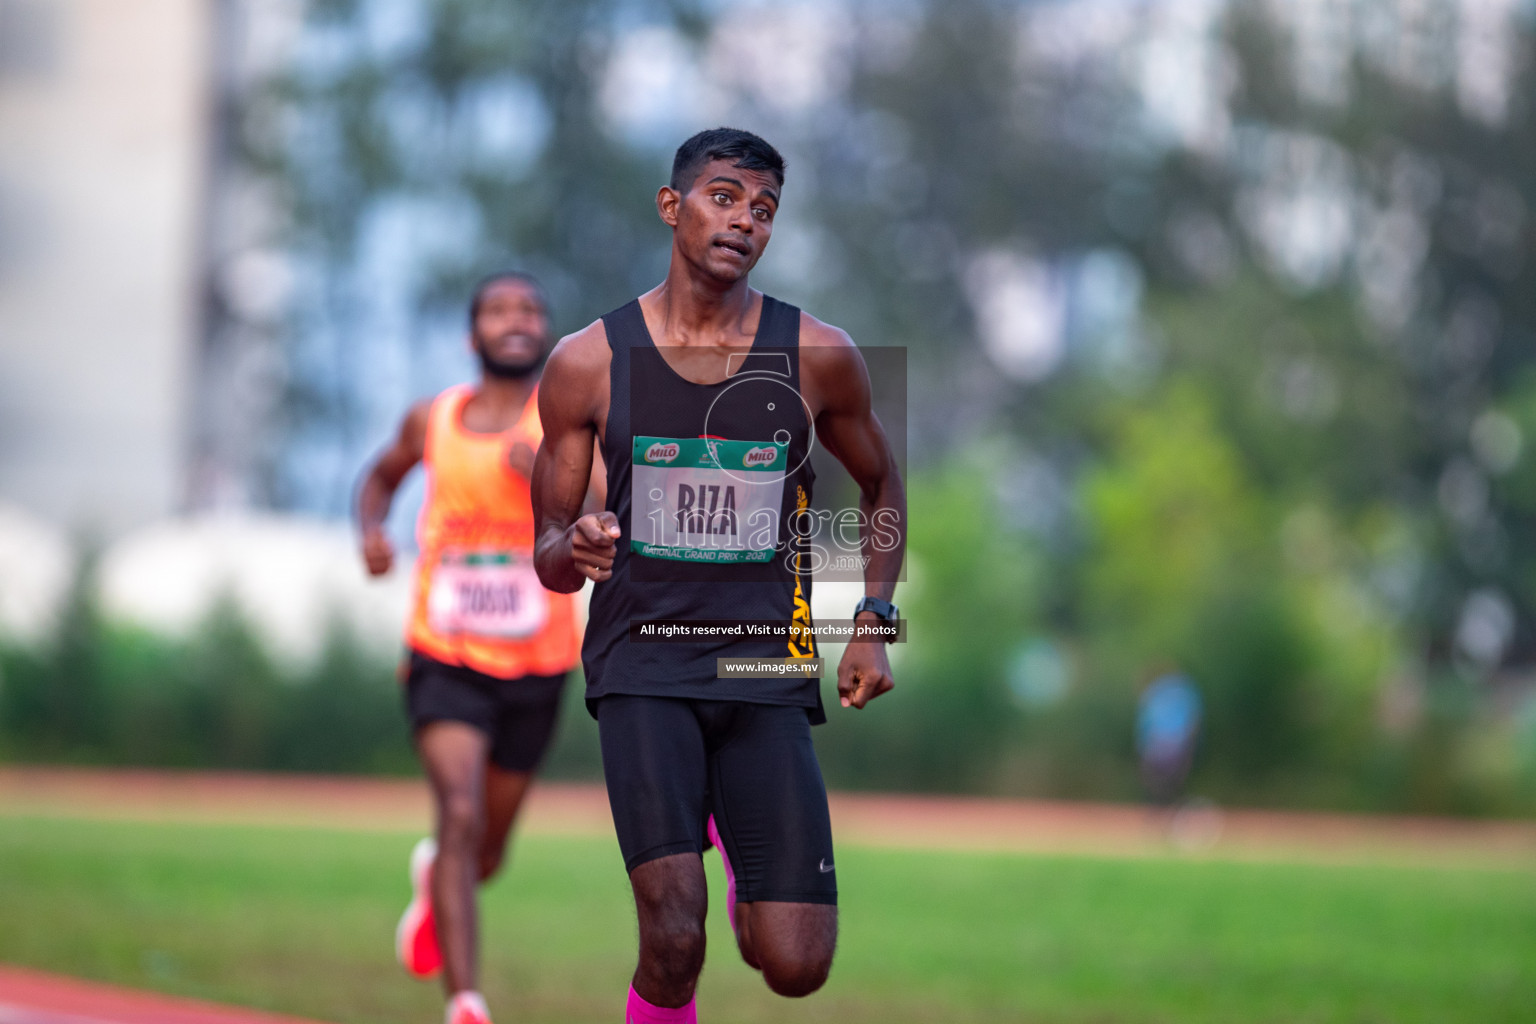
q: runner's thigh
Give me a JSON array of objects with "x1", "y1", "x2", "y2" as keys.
[
  {"x1": 598, "y1": 694, "x2": 709, "y2": 872},
  {"x1": 705, "y1": 702, "x2": 836, "y2": 905}
]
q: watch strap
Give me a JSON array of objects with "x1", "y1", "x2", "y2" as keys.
[{"x1": 853, "y1": 595, "x2": 899, "y2": 621}]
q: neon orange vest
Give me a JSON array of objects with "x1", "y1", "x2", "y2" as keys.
[{"x1": 406, "y1": 384, "x2": 580, "y2": 679}]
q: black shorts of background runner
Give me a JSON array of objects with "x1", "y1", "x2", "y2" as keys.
[
  {"x1": 404, "y1": 650, "x2": 567, "y2": 773},
  {"x1": 598, "y1": 693, "x2": 837, "y2": 905}
]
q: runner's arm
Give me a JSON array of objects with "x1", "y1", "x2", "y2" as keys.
[
  {"x1": 355, "y1": 400, "x2": 430, "y2": 576},
  {"x1": 584, "y1": 437, "x2": 608, "y2": 515},
  {"x1": 533, "y1": 327, "x2": 621, "y2": 593},
  {"x1": 508, "y1": 399, "x2": 605, "y2": 513},
  {"x1": 804, "y1": 321, "x2": 907, "y2": 709}
]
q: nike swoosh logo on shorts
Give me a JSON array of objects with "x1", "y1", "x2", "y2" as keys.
[{"x1": 819, "y1": 858, "x2": 834, "y2": 873}]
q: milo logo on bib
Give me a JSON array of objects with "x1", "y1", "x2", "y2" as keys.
[
  {"x1": 644, "y1": 442, "x2": 681, "y2": 464},
  {"x1": 631, "y1": 435, "x2": 785, "y2": 563},
  {"x1": 743, "y1": 446, "x2": 778, "y2": 467}
]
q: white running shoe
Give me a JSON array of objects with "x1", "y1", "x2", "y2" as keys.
[{"x1": 446, "y1": 990, "x2": 492, "y2": 1024}]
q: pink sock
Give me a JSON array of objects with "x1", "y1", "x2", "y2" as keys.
[
  {"x1": 625, "y1": 986, "x2": 696, "y2": 1023},
  {"x1": 705, "y1": 815, "x2": 737, "y2": 936}
]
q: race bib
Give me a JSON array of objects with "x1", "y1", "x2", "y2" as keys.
[
  {"x1": 427, "y1": 550, "x2": 548, "y2": 639},
  {"x1": 631, "y1": 436, "x2": 786, "y2": 563}
]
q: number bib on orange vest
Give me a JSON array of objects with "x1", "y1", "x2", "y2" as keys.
[
  {"x1": 630, "y1": 436, "x2": 786, "y2": 563},
  {"x1": 426, "y1": 550, "x2": 548, "y2": 638}
]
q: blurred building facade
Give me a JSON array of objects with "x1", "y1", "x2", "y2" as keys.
[{"x1": 0, "y1": 0, "x2": 209, "y2": 535}]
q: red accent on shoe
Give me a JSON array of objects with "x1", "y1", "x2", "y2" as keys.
[{"x1": 396, "y1": 837, "x2": 442, "y2": 979}]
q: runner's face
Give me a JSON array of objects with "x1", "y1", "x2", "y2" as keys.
[
  {"x1": 670, "y1": 158, "x2": 780, "y2": 282},
  {"x1": 472, "y1": 279, "x2": 549, "y2": 375}
]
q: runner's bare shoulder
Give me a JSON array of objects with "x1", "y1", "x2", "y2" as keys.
[
  {"x1": 797, "y1": 310, "x2": 855, "y2": 350},
  {"x1": 403, "y1": 397, "x2": 433, "y2": 432},
  {"x1": 393, "y1": 398, "x2": 434, "y2": 460},
  {"x1": 797, "y1": 311, "x2": 869, "y2": 412},
  {"x1": 548, "y1": 318, "x2": 612, "y2": 372},
  {"x1": 541, "y1": 319, "x2": 612, "y2": 423}
]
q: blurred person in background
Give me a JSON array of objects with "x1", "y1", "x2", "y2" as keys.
[
  {"x1": 532, "y1": 128, "x2": 906, "y2": 1024},
  {"x1": 1137, "y1": 667, "x2": 1203, "y2": 808},
  {"x1": 356, "y1": 272, "x2": 598, "y2": 1024}
]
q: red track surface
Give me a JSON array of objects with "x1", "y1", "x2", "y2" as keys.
[{"x1": 0, "y1": 965, "x2": 331, "y2": 1024}]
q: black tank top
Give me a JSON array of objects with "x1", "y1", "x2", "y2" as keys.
[{"x1": 582, "y1": 295, "x2": 822, "y2": 718}]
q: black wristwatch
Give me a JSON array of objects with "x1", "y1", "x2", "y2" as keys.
[{"x1": 853, "y1": 596, "x2": 900, "y2": 642}]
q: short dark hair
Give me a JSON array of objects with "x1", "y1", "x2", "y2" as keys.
[
  {"x1": 468, "y1": 271, "x2": 547, "y2": 325},
  {"x1": 669, "y1": 128, "x2": 785, "y2": 193}
]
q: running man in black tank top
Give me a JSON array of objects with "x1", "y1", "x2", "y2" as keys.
[{"x1": 532, "y1": 129, "x2": 906, "y2": 1023}]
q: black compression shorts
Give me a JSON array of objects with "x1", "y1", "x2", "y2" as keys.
[
  {"x1": 403, "y1": 650, "x2": 567, "y2": 773},
  {"x1": 597, "y1": 694, "x2": 837, "y2": 905}
]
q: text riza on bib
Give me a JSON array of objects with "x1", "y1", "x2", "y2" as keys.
[{"x1": 630, "y1": 435, "x2": 787, "y2": 564}]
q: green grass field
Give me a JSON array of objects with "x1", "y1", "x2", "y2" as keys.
[{"x1": 1, "y1": 814, "x2": 1532, "y2": 1024}]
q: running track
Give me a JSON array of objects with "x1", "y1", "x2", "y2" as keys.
[
  {"x1": 0, "y1": 965, "x2": 330, "y2": 1024},
  {"x1": 3, "y1": 766, "x2": 1534, "y2": 863},
  {"x1": 3, "y1": 767, "x2": 1535, "y2": 1022}
]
